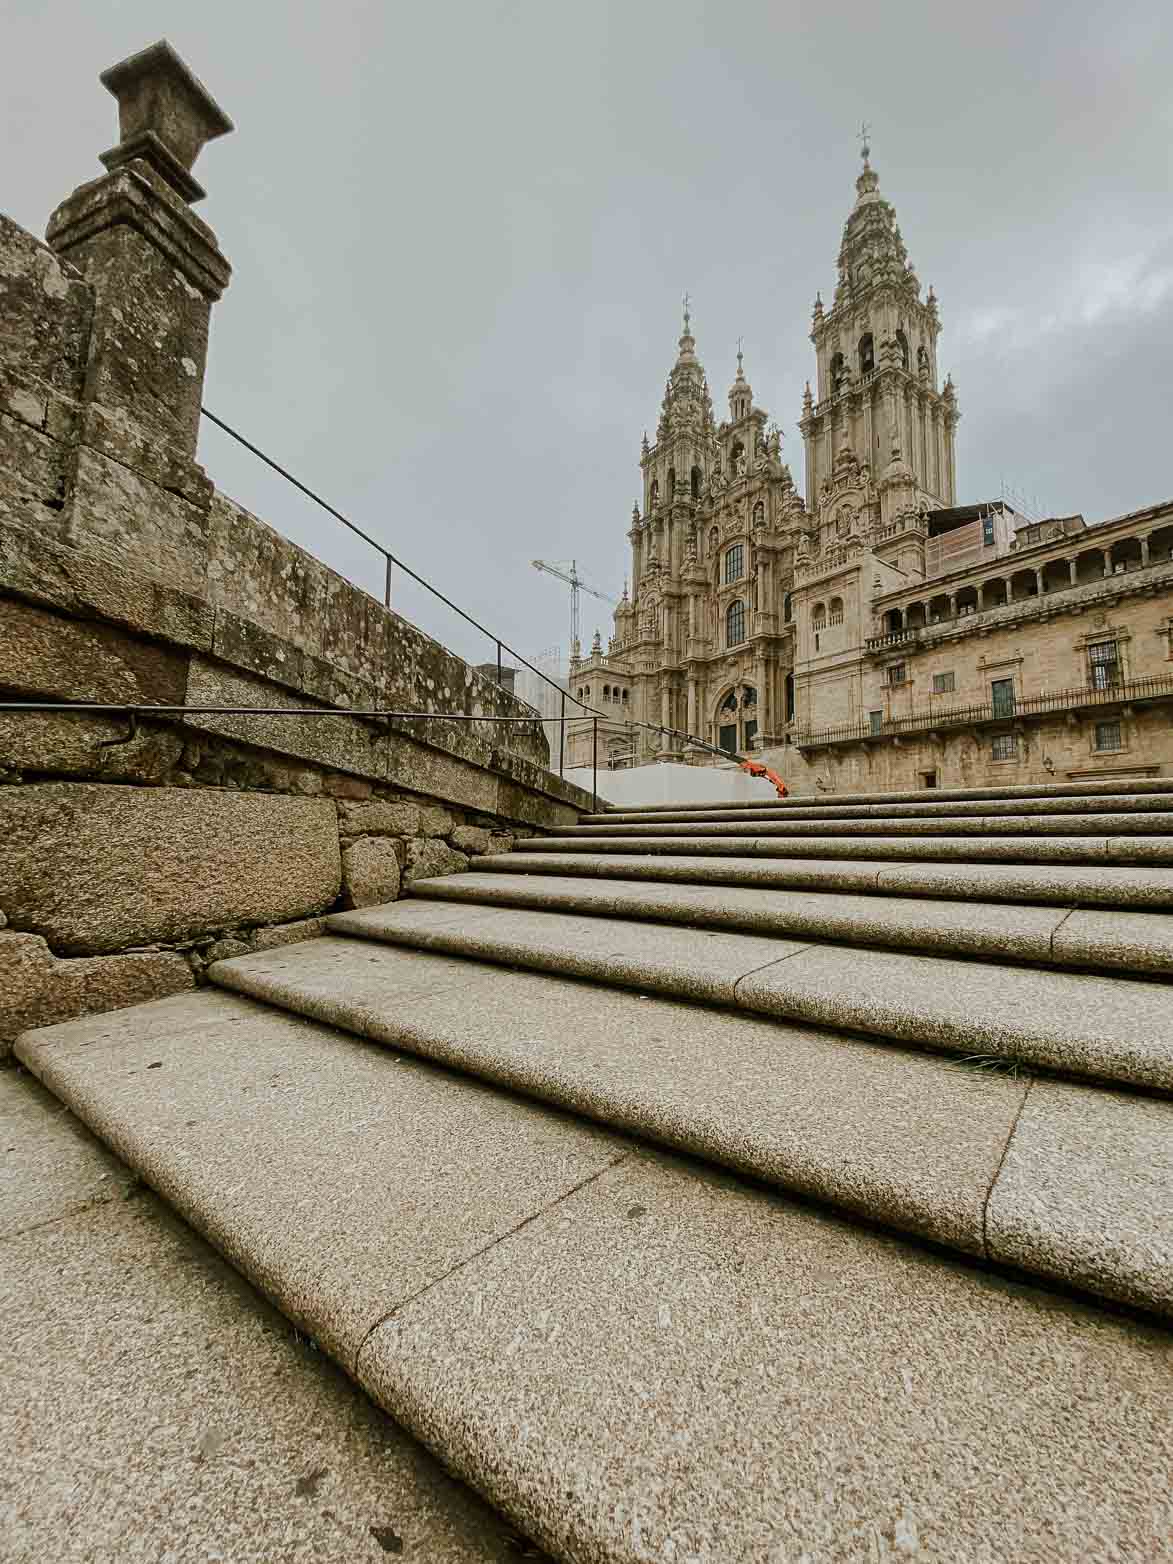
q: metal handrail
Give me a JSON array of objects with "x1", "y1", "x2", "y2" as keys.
[
  {"x1": 0, "y1": 701, "x2": 743, "y2": 815},
  {"x1": 197, "y1": 406, "x2": 731, "y2": 778}
]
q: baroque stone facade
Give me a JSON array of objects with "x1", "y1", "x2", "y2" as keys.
[{"x1": 569, "y1": 145, "x2": 1173, "y2": 790}]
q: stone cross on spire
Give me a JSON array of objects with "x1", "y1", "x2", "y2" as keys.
[
  {"x1": 858, "y1": 120, "x2": 872, "y2": 164},
  {"x1": 682, "y1": 290, "x2": 691, "y2": 334}
]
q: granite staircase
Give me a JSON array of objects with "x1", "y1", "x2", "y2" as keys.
[{"x1": 16, "y1": 778, "x2": 1173, "y2": 1563}]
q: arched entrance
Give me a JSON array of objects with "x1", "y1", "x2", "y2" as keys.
[{"x1": 715, "y1": 685, "x2": 758, "y2": 755}]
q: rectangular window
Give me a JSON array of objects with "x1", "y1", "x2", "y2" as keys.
[
  {"x1": 982, "y1": 514, "x2": 996, "y2": 547},
  {"x1": 932, "y1": 671, "x2": 955, "y2": 694},
  {"x1": 726, "y1": 599, "x2": 746, "y2": 647},
  {"x1": 888, "y1": 663, "x2": 907, "y2": 686},
  {"x1": 724, "y1": 544, "x2": 744, "y2": 584},
  {"x1": 1094, "y1": 720, "x2": 1122, "y2": 751},
  {"x1": 991, "y1": 677, "x2": 1015, "y2": 717},
  {"x1": 868, "y1": 709, "x2": 883, "y2": 735},
  {"x1": 991, "y1": 733, "x2": 1018, "y2": 761},
  {"x1": 920, "y1": 770, "x2": 938, "y2": 789},
  {"x1": 1088, "y1": 639, "x2": 1120, "y2": 690}
]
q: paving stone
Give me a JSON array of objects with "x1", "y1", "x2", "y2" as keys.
[
  {"x1": 737, "y1": 943, "x2": 1173, "y2": 1091},
  {"x1": 405, "y1": 871, "x2": 1073, "y2": 966},
  {"x1": 357, "y1": 1149, "x2": 1173, "y2": 1564},
  {"x1": 17, "y1": 988, "x2": 621, "y2": 1364},
  {"x1": 0, "y1": 1075, "x2": 527, "y2": 1564},
  {"x1": 986, "y1": 1080, "x2": 1173, "y2": 1314},
  {"x1": 214, "y1": 935, "x2": 1026, "y2": 1257}
]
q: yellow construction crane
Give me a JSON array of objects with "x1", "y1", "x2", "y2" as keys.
[{"x1": 531, "y1": 559, "x2": 617, "y2": 659}]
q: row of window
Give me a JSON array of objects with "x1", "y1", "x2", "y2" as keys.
[
  {"x1": 811, "y1": 598, "x2": 844, "y2": 630},
  {"x1": 988, "y1": 721, "x2": 1122, "y2": 761},
  {"x1": 887, "y1": 640, "x2": 1123, "y2": 696},
  {"x1": 575, "y1": 685, "x2": 629, "y2": 705}
]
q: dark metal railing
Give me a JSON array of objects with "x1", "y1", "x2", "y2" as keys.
[
  {"x1": 0, "y1": 701, "x2": 742, "y2": 815},
  {"x1": 198, "y1": 406, "x2": 730, "y2": 781},
  {"x1": 794, "y1": 673, "x2": 1173, "y2": 749}
]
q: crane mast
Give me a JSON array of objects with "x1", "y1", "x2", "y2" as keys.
[{"x1": 531, "y1": 558, "x2": 616, "y2": 661}]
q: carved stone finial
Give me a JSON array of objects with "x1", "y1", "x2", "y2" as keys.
[{"x1": 100, "y1": 40, "x2": 233, "y2": 204}]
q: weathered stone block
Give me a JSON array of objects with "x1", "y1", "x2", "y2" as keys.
[
  {"x1": 0, "y1": 929, "x2": 193, "y2": 1056},
  {"x1": 0, "y1": 412, "x2": 71, "y2": 536},
  {"x1": 419, "y1": 806, "x2": 454, "y2": 838},
  {"x1": 184, "y1": 657, "x2": 383, "y2": 780},
  {"x1": 487, "y1": 832, "x2": 514, "y2": 855},
  {"x1": 250, "y1": 916, "x2": 325, "y2": 951},
  {"x1": 65, "y1": 445, "x2": 211, "y2": 599},
  {"x1": 0, "y1": 596, "x2": 188, "y2": 703},
  {"x1": 341, "y1": 837, "x2": 401, "y2": 909},
  {"x1": 495, "y1": 779, "x2": 581, "y2": 831},
  {"x1": 0, "y1": 517, "x2": 215, "y2": 652},
  {"x1": 337, "y1": 799, "x2": 420, "y2": 838},
  {"x1": 403, "y1": 840, "x2": 469, "y2": 885},
  {"x1": 450, "y1": 825, "x2": 492, "y2": 855},
  {"x1": 202, "y1": 937, "x2": 251, "y2": 963},
  {"x1": 0, "y1": 214, "x2": 92, "y2": 405},
  {"x1": 382, "y1": 734, "x2": 500, "y2": 814},
  {"x1": 0, "y1": 711, "x2": 182, "y2": 783},
  {"x1": 0, "y1": 784, "x2": 340, "y2": 954}
]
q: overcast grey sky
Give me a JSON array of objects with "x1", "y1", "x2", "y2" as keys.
[{"x1": 6, "y1": 1, "x2": 1172, "y2": 669}]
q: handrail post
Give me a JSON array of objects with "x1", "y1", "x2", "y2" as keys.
[
  {"x1": 592, "y1": 717, "x2": 598, "y2": 812},
  {"x1": 383, "y1": 553, "x2": 392, "y2": 608},
  {"x1": 559, "y1": 690, "x2": 566, "y2": 776},
  {"x1": 496, "y1": 640, "x2": 502, "y2": 687}
]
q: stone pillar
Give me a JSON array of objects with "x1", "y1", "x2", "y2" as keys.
[
  {"x1": 1034, "y1": 570, "x2": 1044, "y2": 596},
  {"x1": 1068, "y1": 558, "x2": 1078, "y2": 587},
  {"x1": 44, "y1": 42, "x2": 232, "y2": 593},
  {"x1": 948, "y1": 593, "x2": 958, "y2": 617},
  {"x1": 1140, "y1": 536, "x2": 1150, "y2": 567},
  {"x1": 1102, "y1": 550, "x2": 1113, "y2": 577},
  {"x1": 686, "y1": 678, "x2": 697, "y2": 739}
]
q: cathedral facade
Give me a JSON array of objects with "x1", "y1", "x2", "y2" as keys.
[{"x1": 568, "y1": 151, "x2": 1173, "y2": 792}]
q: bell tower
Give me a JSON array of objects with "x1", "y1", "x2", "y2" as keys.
[{"x1": 799, "y1": 134, "x2": 959, "y2": 517}]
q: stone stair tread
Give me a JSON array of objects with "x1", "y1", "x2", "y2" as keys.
[
  {"x1": 15, "y1": 990, "x2": 1172, "y2": 1563},
  {"x1": 479, "y1": 850, "x2": 1173, "y2": 908},
  {"x1": 577, "y1": 776, "x2": 1173, "y2": 819},
  {"x1": 524, "y1": 832, "x2": 1173, "y2": 865},
  {"x1": 570, "y1": 810, "x2": 1173, "y2": 838},
  {"x1": 404, "y1": 869, "x2": 1173, "y2": 974},
  {"x1": 592, "y1": 793, "x2": 1173, "y2": 826},
  {"x1": 323, "y1": 900, "x2": 1173, "y2": 1092}
]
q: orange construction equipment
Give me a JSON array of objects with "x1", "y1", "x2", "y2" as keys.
[{"x1": 739, "y1": 757, "x2": 788, "y2": 798}]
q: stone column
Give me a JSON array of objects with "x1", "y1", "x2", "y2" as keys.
[
  {"x1": 1068, "y1": 558, "x2": 1078, "y2": 587},
  {"x1": 44, "y1": 42, "x2": 232, "y2": 594},
  {"x1": 1034, "y1": 570, "x2": 1044, "y2": 596},
  {"x1": 1140, "y1": 536, "x2": 1150, "y2": 567},
  {"x1": 686, "y1": 678, "x2": 697, "y2": 739}
]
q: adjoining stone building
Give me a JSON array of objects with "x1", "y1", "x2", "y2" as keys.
[{"x1": 569, "y1": 146, "x2": 1173, "y2": 790}]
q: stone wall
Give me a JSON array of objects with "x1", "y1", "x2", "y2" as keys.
[{"x1": 0, "y1": 48, "x2": 593, "y2": 1053}]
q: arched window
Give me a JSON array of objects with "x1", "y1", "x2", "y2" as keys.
[
  {"x1": 859, "y1": 333, "x2": 874, "y2": 375},
  {"x1": 726, "y1": 598, "x2": 746, "y2": 646},
  {"x1": 650, "y1": 479, "x2": 659, "y2": 506},
  {"x1": 895, "y1": 328, "x2": 910, "y2": 371},
  {"x1": 622, "y1": 688, "x2": 629, "y2": 703},
  {"x1": 667, "y1": 467, "x2": 676, "y2": 500},
  {"x1": 603, "y1": 685, "x2": 611, "y2": 701},
  {"x1": 724, "y1": 544, "x2": 744, "y2": 584},
  {"x1": 691, "y1": 465, "x2": 702, "y2": 499},
  {"x1": 783, "y1": 592, "x2": 792, "y2": 624},
  {"x1": 811, "y1": 602, "x2": 827, "y2": 630},
  {"x1": 829, "y1": 597, "x2": 844, "y2": 625},
  {"x1": 830, "y1": 352, "x2": 846, "y2": 394}
]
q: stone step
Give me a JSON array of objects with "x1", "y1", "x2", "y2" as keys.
[
  {"x1": 525, "y1": 832, "x2": 1173, "y2": 865},
  {"x1": 578, "y1": 776, "x2": 1173, "y2": 819},
  {"x1": 322, "y1": 901, "x2": 1173, "y2": 1093},
  {"x1": 590, "y1": 792, "x2": 1173, "y2": 827},
  {"x1": 570, "y1": 810, "x2": 1173, "y2": 839},
  {"x1": 402, "y1": 870, "x2": 1173, "y2": 975},
  {"x1": 478, "y1": 850, "x2": 1173, "y2": 909},
  {"x1": 15, "y1": 985, "x2": 1171, "y2": 1564}
]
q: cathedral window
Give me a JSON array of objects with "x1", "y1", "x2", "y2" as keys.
[
  {"x1": 783, "y1": 592, "x2": 793, "y2": 624},
  {"x1": 828, "y1": 597, "x2": 844, "y2": 625},
  {"x1": 668, "y1": 467, "x2": 676, "y2": 500},
  {"x1": 622, "y1": 688, "x2": 629, "y2": 703},
  {"x1": 830, "y1": 352, "x2": 846, "y2": 394},
  {"x1": 603, "y1": 685, "x2": 611, "y2": 701},
  {"x1": 726, "y1": 599, "x2": 746, "y2": 646},
  {"x1": 651, "y1": 479, "x2": 659, "y2": 506},
  {"x1": 858, "y1": 333, "x2": 875, "y2": 375},
  {"x1": 811, "y1": 602, "x2": 827, "y2": 630},
  {"x1": 691, "y1": 465, "x2": 702, "y2": 499},
  {"x1": 724, "y1": 544, "x2": 744, "y2": 584}
]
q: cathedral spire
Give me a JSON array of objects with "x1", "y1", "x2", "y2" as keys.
[
  {"x1": 655, "y1": 296, "x2": 714, "y2": 443},
  {"x1": 728, "y1": 337, "x2": 752, "y2": 421}
]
